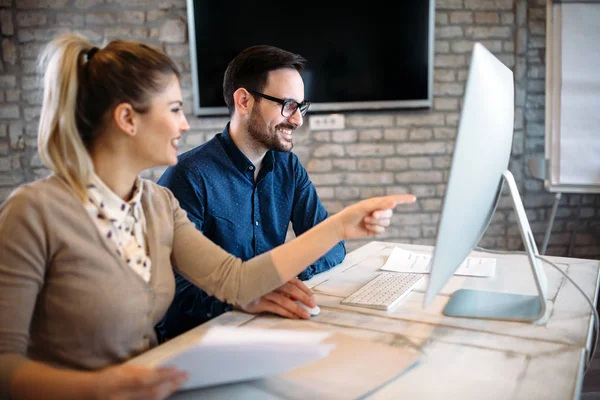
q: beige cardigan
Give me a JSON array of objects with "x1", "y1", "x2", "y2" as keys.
[{"x1": 0, "y1": 175, "x2": 283, "y2": 397}]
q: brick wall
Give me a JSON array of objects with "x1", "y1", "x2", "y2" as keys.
[{"x1": 0, "y1": 0, "x2": 598, "y2": 257}]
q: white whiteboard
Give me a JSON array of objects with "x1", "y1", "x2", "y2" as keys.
[{"x1": 545, "y1": 0, "x2": 600, "y2": 193}]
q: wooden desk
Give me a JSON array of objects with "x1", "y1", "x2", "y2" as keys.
[{"x1": 132, "y1": 241, "x2": 600, "y2": 399}]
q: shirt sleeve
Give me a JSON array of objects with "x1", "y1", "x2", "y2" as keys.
[
  {"x1": 0, "y1": 186, "x2": 48, "y2": 399},
  {"x1": 290, "y1": 158, "x2": 346, "y2": 280},
  {"x1": 166, "y1": 189, "x2": 284, "y2": 306}
]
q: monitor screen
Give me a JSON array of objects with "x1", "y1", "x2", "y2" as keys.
[
  {"x1": 186, "y1": 0, "x2": 435, "y2": 116},
  {"x1": 423, "y1": 43, "x2": 515, "y2": 307}
]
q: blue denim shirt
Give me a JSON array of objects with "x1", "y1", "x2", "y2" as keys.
[{"x1": 156, "y1": 125, "x2": 345, "y2": 340}]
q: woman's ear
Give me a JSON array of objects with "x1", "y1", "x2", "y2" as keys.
[
  {"x1": 233, "y1": 88, "x2": 253, "y2": 116},
  {"x1": 113, "y1": 103, "x2": 137, "y2": 137}
]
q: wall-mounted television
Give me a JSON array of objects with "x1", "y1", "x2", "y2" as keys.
[{"x1": 186, "y1": 0, "x2": 435, "y2": 116}]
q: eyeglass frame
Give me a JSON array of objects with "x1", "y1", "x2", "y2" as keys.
[{"x1": 249, "y1": 90, "x2": 311, "y2": 118}]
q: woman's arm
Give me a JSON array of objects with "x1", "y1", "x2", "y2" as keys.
[
  {"x1": 0, "y1": 187, "x2": 188, "y2": 400},
  {"x1": 9, "y1": 359, "x2": 186, "y2": 400},
  {"x1": 172, "y1": 193, "x2": 415, "y2": 305},
  {"x1": 271, "y1": 194, "x2": 413, "y2": 282}
]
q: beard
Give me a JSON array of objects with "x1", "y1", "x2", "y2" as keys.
[{"x1": 247, "y1": 106, "x2": 294, "y2": 152}]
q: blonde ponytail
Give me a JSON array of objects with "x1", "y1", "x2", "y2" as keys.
[
  {"x1": 37, "y1": 33, "x2": 180, "y2": 201},
  {"x1": 37, "y1": 34, "x2": 95, "y2": 201}
]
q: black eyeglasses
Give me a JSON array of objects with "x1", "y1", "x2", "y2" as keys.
[{"x1": 249, "y1": 90, "x2": 311, "y2": 118}]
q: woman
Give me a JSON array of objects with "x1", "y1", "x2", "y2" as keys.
[{"x1": 0, "y1": 33, "x2": 416, "y2": 400}]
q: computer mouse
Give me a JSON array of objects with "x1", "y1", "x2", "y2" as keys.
[{"x1": 296, "y1": 301, "x2": 321, "y2": 316}]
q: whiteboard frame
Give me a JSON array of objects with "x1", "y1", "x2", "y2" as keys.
[{"x1": 544, "y1": 0, "x2": 600, "y2": 194}]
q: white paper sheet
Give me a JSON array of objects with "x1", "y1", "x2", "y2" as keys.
[
  {"x1": 380, "y1": 247, "x2": 496, "y2": 277},
  {"x1": 167, "y1": 328, "x2": 422, "y2": 400},
  {"x1": 158, "y1": 326, "x2": 335, "y2": 390},
  {"x1": 201, "y1": 326, "x2": 331, "y2": 345}
]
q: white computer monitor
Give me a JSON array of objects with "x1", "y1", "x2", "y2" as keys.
[{"x1": 423, "y1": 43, "x2": 548, "y2": 323}]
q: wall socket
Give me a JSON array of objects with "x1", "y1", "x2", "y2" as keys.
[{"x1": 309, "y1": 114, "x2": 345, "y2": 130}]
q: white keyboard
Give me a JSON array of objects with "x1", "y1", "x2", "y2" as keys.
[{"x1": 341, "y1": 272, "x2": 425, "y2": 311}]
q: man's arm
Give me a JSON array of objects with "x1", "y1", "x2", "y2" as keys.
[{"x1": 290, "y1": 159, "x2": 346, "y2": 281}]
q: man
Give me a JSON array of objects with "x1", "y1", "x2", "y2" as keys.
[{"x1": 156, "y1": 45, "x2": 346, "y2": 340}]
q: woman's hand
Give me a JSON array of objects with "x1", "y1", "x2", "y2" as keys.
[
  {"x1": 271, "y1": 193, "x2": 417, "y2": 284},
  {"x1": 335, "y1": 194, "x2": 416, "y2": 239},
  {"x1": 93, "y1": 364, "x2": 188, "y2": 400}
]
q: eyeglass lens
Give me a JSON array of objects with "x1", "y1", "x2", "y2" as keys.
[
  {"x1": 283, "y1": 101, "x2": 309, "y2": 117},
  {"x1": 282, "y1": 101, "x2": 297, "y2": 117}
]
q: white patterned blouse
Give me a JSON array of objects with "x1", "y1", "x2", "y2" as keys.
[{"x1": 84, "y1": 174, "x2": 152, "y2": 282}]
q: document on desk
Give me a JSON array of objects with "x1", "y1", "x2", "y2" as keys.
[
  {"x1": 381, "y1": 246, "x2": 496, "y2": 277},
  {"x1": 155, "y1": 326, "x2": 335, "y2": 390}
]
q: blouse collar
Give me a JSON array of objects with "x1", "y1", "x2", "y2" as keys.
[{"x1": 86, "y1": 174, "x2": 144, "y2": 225}]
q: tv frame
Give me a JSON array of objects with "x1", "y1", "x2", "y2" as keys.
[{"x1": 185, "y1": 0, "x2": 436, "y2": 117}]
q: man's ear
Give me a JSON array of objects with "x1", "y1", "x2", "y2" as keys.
[
  {"x1": 113, "y1": 103, "x2": 137, "y2": 137},
  {"x1": 233, "y1": 88, "x2": 253, "y2": 116}
]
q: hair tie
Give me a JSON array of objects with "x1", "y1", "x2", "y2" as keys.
[{"x1": 87, "y1": 47, "x2": 99, "y2": 61}]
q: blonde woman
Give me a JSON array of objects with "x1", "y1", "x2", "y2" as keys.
[{"x1": 0, "y1": 33, "x2": 416, "y2": 400}]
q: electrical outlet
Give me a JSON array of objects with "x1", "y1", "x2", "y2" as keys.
[{"x1": 309, "y1": 114, "x2": 345, "y2": 130}]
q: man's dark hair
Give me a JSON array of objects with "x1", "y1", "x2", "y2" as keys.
[{"x1": 222, "y1": 45, "x2": 306, "y2": 115}]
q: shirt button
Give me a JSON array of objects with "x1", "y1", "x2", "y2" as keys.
[
  {"x1": 255, "y1": 221, "x2": 259, "y2": 226},
  {"x1": 249, "y1": 166, "x2": 254, "y2": 171}
]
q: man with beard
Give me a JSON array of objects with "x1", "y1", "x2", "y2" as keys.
[{"x1": 155, "y1": 45, "x2": 346, "y2": 340}]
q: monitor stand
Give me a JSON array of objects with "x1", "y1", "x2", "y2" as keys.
[{"x1": 442, "y1": 170, "x2": 549, "y2": 323}]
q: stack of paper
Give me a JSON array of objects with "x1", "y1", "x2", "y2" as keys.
[
  {"x1": 158, "y1": 326, "x2": 335, "y2": 390},
  {"x1": 381, "y1": 247, "x2": 496, "y2": 277},
  {"x1": 129, "y1": 323, "x2": 422, "y2": 398}
]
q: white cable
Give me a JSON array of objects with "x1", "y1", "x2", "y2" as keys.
[
  {"x1": 474, "y1": 246, "x2": 599, "y2": 375},
  {"x1": 536, "y1": 254, "x2": 599, "y2": 375}
]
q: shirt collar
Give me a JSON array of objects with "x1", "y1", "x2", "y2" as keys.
[
  {"x1": 217, "y1": 123, "x2": 275, "y2": 177},
  {"x1": 87, "y1": 174, "x2": 144, "y2": 224}
]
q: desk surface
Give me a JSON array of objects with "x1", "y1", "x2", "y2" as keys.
[{"x1": 132, "y1": 241, "x2": 600, "y2": 399}]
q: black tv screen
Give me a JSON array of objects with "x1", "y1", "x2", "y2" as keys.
[{"x1": 186, "y1": 0, "x2": 435, "y2": 116}]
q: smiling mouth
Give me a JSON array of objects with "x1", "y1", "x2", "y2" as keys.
[
  {"x1": 277, "y1": 127, "x2": 293, "y2": 141},
  {"x1": 171, "y1": 137, "x2": 180, "y2": 148}
]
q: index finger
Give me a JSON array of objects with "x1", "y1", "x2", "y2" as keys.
[
  {"x1": 389, "y1": 194, "x2": 416, "y2": 205},
  {"x1": 367, "y1": 194, "x2": 416, "y2": 215}
]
